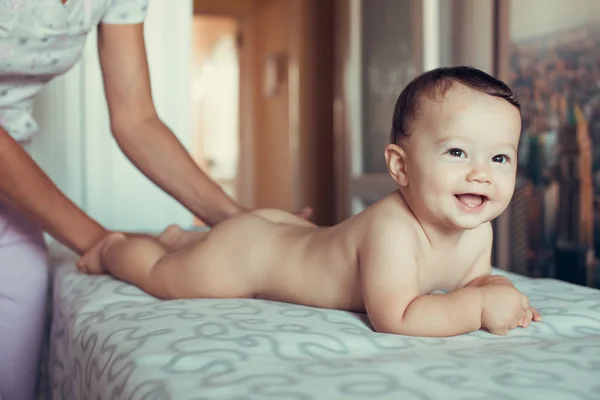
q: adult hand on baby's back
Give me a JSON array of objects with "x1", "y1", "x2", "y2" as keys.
[
  {"x1": 480, "y1": 284, "x2": 535, "y2": 335},
  {"x1": 295, "y1": 206, "x2": 313, "y2": 220}
]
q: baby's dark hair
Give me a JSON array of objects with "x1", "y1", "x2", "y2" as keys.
[{"x1": 390, "y1": 66, "x2": 520, "y2": 144}]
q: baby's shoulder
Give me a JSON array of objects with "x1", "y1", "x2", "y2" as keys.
[
  {"x1": 356, "y1": 206, "x2": 420, "y2": 252},
  {"x1": 351, "y1": 212, "x2": 420, "y2": 277}
]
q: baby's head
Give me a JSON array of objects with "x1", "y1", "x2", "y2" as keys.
[{"x1": 385, "y1": 66, "x2": 521, "y2": 231}]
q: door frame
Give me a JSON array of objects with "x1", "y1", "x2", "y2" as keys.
[
  {"x1": 333, "y1": 0, "x2": 426, "y2": 221},
  {"x1": 491, "y1": 0, "x2": 512, "y2": 271},
  {"x1": 193, "y1": 0, "x2": 258, "y2": 210}
]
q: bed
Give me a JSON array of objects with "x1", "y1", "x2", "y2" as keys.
[{"x1": 44, "y1": 242, "x2": 600, "y2": 400}]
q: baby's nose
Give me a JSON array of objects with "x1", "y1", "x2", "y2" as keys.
[{"x1": 466, "y1": 165, "x2": 492, "y2": 184}]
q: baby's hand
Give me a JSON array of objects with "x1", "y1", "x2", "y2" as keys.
[
  {"x1": 519, "y1": 304, "x2": 542, "y2": 328},
  {"x1": 480, "y1": 284, "x2": 538, "y2": 335}
]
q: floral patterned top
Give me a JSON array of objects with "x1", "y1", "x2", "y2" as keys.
[{"x1": 0, "y1": 0, "x2": 148, "y2": 142}]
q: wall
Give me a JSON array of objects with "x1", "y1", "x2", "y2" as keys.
[
  {"x1": 28, "y1": 64, "x2": 84, "y2": 208},
  {"x1": 445, "y1": 0, "x2": 495, "y2": 73}
]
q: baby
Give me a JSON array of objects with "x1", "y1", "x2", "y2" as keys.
[{"x1": 78, "y1": 66, "x2": 541, "y2": 337}]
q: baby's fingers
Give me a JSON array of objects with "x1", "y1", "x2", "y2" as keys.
[
  {"x1": 520, "y1": 308, "x2": 533, "y2": 328},
  {"x1": 530, "y1": 307, "x2": 542, "y2": 322}
]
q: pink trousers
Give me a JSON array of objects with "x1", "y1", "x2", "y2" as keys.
[{"x1": 0, "y1": 202, "x2": 48, "y2": 400}]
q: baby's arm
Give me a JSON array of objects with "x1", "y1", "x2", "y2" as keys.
[
  {"x1": 359, "y1": 222, "x2": 484, "y2": 337},
  {"x1": 459, "y1": 223, "x2": 541, "y2": 329}
]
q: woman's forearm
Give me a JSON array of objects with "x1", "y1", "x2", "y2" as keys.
[
  {"x1": 0, "y1": 127, "x2": 107, "y2": 255},
  {"x1": 112, "y1": 115, "x2": 245, "y2": 226}
]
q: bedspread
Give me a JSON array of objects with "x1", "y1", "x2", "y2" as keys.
[{"x1": 47, "y1": 244, "x2": 600, "y2": 400}]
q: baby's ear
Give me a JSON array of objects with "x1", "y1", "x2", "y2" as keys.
[{"x1": 384, "y1": 143, "x2": 409, "y2": 187}]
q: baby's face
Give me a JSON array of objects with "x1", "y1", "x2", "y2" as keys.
[{"x1": 402, "y1": 87, "x2": 521, "y2": 230}]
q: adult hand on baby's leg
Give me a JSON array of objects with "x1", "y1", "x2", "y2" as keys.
[{"x1": 76, "y1": 232, "x2": 126, "y2": 275}]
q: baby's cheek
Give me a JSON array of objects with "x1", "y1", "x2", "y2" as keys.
[
  {"x1": 432, "y1": 171, "x2": 459, "y2": 192},
  {"x1": 424, "y1": 180, "x2": 454, "y2": 210},
  {"x1": 417, "y1": 164, "x2": 457, "y2": 198},
  {"x1": 420, "y1": 175, "x2": 448, "y2": 197},
  {"x1": 495, "y1": 177, "x2": 515, "y2": 200}
]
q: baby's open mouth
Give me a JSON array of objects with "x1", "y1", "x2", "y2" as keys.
[{"x1": 455, "y1": 193, "x2": 488, "y2": 208}]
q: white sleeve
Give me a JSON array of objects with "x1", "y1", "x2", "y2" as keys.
[{"x1": 101, "y1": 0, "x2": 149, "y2": 24}]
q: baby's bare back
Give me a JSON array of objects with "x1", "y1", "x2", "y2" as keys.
[{"x1": 198, "y1": 209, "x2": 365, "y2": 311}]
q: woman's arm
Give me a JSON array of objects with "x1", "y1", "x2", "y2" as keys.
[
  {"x1": 0, "y1": 127, "x2": 108, "y2": 255},
  {"x1": 97, "y1": 22, "x2": 246, "y2": 226}
]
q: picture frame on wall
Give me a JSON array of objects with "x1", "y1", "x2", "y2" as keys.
[{"x1": 493, "y1": 0, "x2": 600, "y2": 287}]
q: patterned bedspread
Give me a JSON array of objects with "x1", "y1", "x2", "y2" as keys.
[{"x1": 46, "y1": 244, "x2": 600, "y2": 400}]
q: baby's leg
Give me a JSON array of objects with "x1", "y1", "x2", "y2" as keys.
[{"x1": 98, "y1": 232, "x2": 252, "y2": 299}]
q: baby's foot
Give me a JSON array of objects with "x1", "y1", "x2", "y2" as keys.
[
  {"x1": 77, "y1": 232, "x2": 126, "y2": 275},
  {"x1": 158, "y1": 224, "x2": 185, "y2": 247}
]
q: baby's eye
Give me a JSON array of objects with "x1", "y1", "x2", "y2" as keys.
[
  {"x1": 448, "y1": 148, "x2": 465, "y2": 158},
  {"x1": 492, "y1": 154, "x2": 510, "y2": 163}
]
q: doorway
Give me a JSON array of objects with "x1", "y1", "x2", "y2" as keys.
[
  {"x1": 191, "y1": 16, "x2": 241, "y2": 224},
  {"x1": 192, "y1": 0, "x2": 335, "y2": 226}
]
